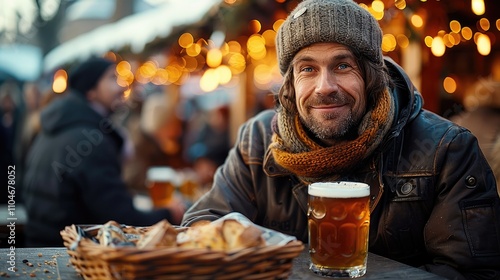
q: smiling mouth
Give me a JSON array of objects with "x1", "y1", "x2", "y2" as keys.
[{"x1": 310, "y1": 103, "x2": 348, "y2": 111}]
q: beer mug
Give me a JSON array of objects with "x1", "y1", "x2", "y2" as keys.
[
  {"x1": 146, "y1": 166, "x2": 178, "y2": 208},
  {"x1": 308, "y1": 181, "x2": 370, "y2": 278}
]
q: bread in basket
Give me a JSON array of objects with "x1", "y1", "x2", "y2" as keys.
[{"x1": 60, "y1": 213, "x2": 304, "y2": 279}]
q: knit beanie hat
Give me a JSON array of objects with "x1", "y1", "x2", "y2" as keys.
[
  {"x1": 276, "y1": 0, "x2": 383, "y2": 75},
  {"x1": 67, "y1": 57, "x2": 115, "y2": 95}
]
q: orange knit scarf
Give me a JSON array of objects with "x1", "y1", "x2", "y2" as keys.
[{"x1": 270, "y1": 89, "x2": 395, "y2": 184}]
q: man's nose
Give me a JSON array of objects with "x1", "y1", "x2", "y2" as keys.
[{"x1": 316, "y1": 70, "x2": 339, "y2": 95}]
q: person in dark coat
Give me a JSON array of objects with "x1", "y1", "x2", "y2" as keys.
[
  {"x1": 23, "y1": 57, "x2": 182, "y2": 247},
  {"x1": 182, "y1": 0, "x2": 500, "y2": 279}
]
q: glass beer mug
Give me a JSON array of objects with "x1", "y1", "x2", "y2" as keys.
[
  {"x1": 146, "y1": 166, "x2": 178, "y2": 208},
  {"x1": 308, "y1": 181, "x2": 370, "y2": 278}
]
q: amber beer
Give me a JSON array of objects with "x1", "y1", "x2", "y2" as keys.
[
  {"x1": 146, "y1": 167, "x2": 178, "y2": 208},
  {"x1": 308, "y1": 182, "x2": 370, "y2": 278}
]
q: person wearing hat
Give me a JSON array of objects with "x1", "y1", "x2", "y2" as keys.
[
  {"x1": 181, "y1": 0, "x2": 500, "y2": 279},
  {"x1": 23, "y1": 57, "x2": 183, "y2": 247}
]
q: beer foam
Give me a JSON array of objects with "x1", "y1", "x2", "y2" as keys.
[
  {"x1": 147, "y1": 166, "x2": 178, "y2": 183},
  {"x1": 308, "y1": 182, "x2": 369, "y2": 198}
]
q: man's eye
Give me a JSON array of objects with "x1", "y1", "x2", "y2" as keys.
[
  {"x1": 301, "y1": 67, "x2": 313, "y2": 72},
  {"x1": 337, "y1": 63, "x2": 350, "y2": 70}
]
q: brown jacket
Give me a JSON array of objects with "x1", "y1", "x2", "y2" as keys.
[{"x1": 182, "y1": 59, "x2": 500, "y2": 279}]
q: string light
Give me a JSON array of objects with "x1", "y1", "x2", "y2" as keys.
[
  {"x1": 471, "y1": 0, "x2": 485, "y2": 16},
  {"x1": 107, "y1": 1, "x2": 499, "y2": 91}
]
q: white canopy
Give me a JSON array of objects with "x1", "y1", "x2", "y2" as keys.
[
  {"x1": 44, "y1": 0, "x2": 222, "y2": 72},
  {"x1": 0, "y1": 44, "x2": 42, "y2": 81}
]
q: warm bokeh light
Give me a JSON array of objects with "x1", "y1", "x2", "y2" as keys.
[
  {"x1": 249, "y1": 19, "x2": 262, "y2": 34},
  {"x1": 139, "y1": 61, "x2": 157, "y2": 79},
  {"x1": 216, "y1": 65, "x2": 232, "y2": 85},
  {"x1": 479, "y1": 18, "x2": 490, "y2": 31},
  {"x1": 247, "y1": 34, "x2": 267, "y2": 60},
  {"x1": 262, "y1": 29, "x2": 276, "y2": 46},
  {"x1": 116, "y1": 61, "x2": 133, "y2": 86},
  {"x1": 52, "y1": 69, "x2": 67, "y2": 93},
  {"x1": 461, "y1": 27, "x2": 473, "y2": 40},
  {"x1": 424, "y1": 36, "x2": 433, "y2": 47},
  {"x1": 411, "y1": 14, "x2": 423, "y2": 28},
  {"x1": 206, "y1": 48, "x2": 223, "y2": 68},
  {"x1": 471, "y1": 0, "x2": 485, "y2": 16},
  {"x1": 247, "y1": 35, "x2": 265, "y2": 53},
  {"x1": 200, "y1": 68, "x2": 219, "y2": 92},
  {"x1": 183, "y1": 55, "x2": 198, "y2": 72},
  {"x1": 273, "y1": 19, "x2": 285, "y2": 32},
  {"x1": 179, "y1": 33, "x2": 194, "y2": 48},
  {"x1": 254, "y1": 64, "x2": 273, "y2": 86},
  {"x1": 443, "y1": 77, "x2": 457, "y2": 93},
  {"x1": 227, "y1": 41, "x2": 242, "y2": 53},
  {"x1": 396, "y1": 34, "x2": 410, "y2": 48},
  {"x1": 116, "y1": 61, "x2": 131, "y2": 76},
  {"x1": 227, "y1": 52, "x2": 246, "y2": 75},
  {"x1": 431, "y1": 36, "x2": 446, "y2": 57},
  {"x1": 186, "y1": 43, "x2": 201, "y2": 57},
  {"x1": 220, "y1": 42, "x2": 230, "y2": 56},
  {"x1": 368, "y1": 5, "x2": 384, "y2": 20},
  {"x1": 381, "y1": 34, "x2": 397, "y2": 52},
  {"x1": 371, "y1": 0, "x2": 384, "y2": 12},
  {"x1": 450, "y1": 32, "x2": 461, "y2": 46},
  {"x1": 476, "y1": 33, "x2": 491, "y2": 55},
  {"x1": 166, "y1": 65, "x2": 182, "y2": 84},
  {"x1": 151, "y1": 68, "x2": 169, "y2": 85},
  {"x1": 123, "y1": 88, "x2": 131, "y2": 99},
  {"x1": 443, "y1": 34, "x2": 454, "y2": 48},
  {"x1": 449, "y1": 20, "x2": 461, "y2": 33},
  {"x1": 395, "y1": 0, "x2": 406, "y2": 10}
]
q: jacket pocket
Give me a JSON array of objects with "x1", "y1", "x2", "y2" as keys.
[{"x1": 460, "y1": 198, "x2": 500, "y2": 257}]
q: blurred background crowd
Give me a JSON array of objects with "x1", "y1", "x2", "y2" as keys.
[{"x1": 1, "y1": 0, "x2": 499, "y2": 246}]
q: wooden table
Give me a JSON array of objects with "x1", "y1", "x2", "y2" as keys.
[
  {"x1": 290, "y1": 248, "x2": 445, "y2": 279},
  {"x1": 0, "y1": 247, "x2": 445, "y2": 279}
]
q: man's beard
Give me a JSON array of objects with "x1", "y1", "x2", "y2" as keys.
[
  {"x1": 300, "y1": 111, "x2": 360, "y2": 141},
  {"x1": 299, "y1": 94, "x2": 363, "y2": 141}
]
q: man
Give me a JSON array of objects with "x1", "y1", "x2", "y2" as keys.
[
  {"x1": 23, "y1": 57, "x2": 182, "y2": 247},
  {"x1": 182, "y1": 0, "x2": 500, "y2": 279}
]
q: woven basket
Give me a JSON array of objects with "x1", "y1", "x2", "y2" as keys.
[{"x1": 60, "y1": 224, "x2": 304, "y2": 280}]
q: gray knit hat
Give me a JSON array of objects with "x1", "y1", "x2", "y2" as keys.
[{"x1": 276, "y1": 0, "x2": 383, "y2": 75}]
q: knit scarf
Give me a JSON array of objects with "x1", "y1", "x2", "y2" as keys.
[{"x1": 269, "y1": 88, "x2": 395, "y2": 184}]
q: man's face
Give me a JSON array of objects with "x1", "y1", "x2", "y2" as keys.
[
  {"x1": 87, "y1": 66, "x2": 124, "y2": 112},
  {"x1": 292, "y1": 42, "x2": 367, "y2": 143}
]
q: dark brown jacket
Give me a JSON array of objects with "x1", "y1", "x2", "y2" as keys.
[{"x1": 182, "y1": 59, "x2": 500, "y2": 279}]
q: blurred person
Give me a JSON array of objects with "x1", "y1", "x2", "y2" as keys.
[
  {"x1": 122, "y1": 90, "x2": 188, "y2": 195},
  {"x1": 0, "y1": 81, "x2": 22, "y2": 167},
  {"x1": 186, "y1": 105, "x2": 231, "y2": 187},
  {"x1": 0, "y1": 81, "x2": 22, "y2": 204},
  {"x1": 182, "y1": 0, "x2": 500, "y2": 279},
  {"x1": 23, "y1": 57, "x2": 183, "y2": 247},
  {"x1": 451, "y1": 54, "x2": 500, "y2": 196},
  {"x1": 18, "y1": 82, "x2": 42, "y2": 153},
  {"x1": 14, "y1": 82, "x2": 43, "y2": 202}
]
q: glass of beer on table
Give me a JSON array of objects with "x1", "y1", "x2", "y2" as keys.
[
  {"x1": 146, "y1": 166, "x2": 178, "y2": 208},
  {"x1": 308, "y1": 181, "x2": 370, "y2": 278}
]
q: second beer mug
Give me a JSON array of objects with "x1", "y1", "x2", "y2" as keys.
[
  {"x1": 146, "y1": 166, "x2": 178, "y2": 208},
  {"x1": 308, "y1": 181, "x2": 370, "y2": 278}
]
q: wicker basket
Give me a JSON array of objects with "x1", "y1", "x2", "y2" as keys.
[{"x1": 60, "y1": 224, "x2": 304, "y2": 280}]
